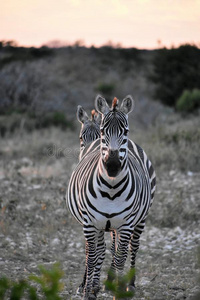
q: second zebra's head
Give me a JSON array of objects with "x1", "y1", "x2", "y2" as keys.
[
  {"x1": 95, "y1": 95, "x2": 134, "y2": 178},
  {"x1": 77, "y1": 106, "x2": 101, "y2": 152}
]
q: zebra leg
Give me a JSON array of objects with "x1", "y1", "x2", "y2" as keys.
[
  {"x1": 129, "y1": 220, "x2": 146, "y2": 290},
  {"x1": 92, "y1": 231, "x2": 105, "y2": 296},
  {"x1": 106, "y1": 230, "x2": 117, "y2": 283},
  {"x1": 77, "y1": 242, "x2": 88, "y2": 295},
  {"x1": 114, "y1": 230, "x2": 132, "y2": 278},
  {"x1": 83, "y1": 227, "x2": 99, "y2": 300}
]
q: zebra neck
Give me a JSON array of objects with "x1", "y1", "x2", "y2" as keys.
[{"x1": 98, "y1": 159, "x2": 128, "y2": 186}]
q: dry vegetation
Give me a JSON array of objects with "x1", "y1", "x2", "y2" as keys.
[{"x1": 0, "y1": 44, "x2": 200, "y2": 299}]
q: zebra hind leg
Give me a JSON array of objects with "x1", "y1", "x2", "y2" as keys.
[{"x1": 128, "y1": 220, "x2": 145, "y2": 291}]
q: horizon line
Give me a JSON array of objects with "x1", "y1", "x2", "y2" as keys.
[{"x1": 1, "y1": 39, "x2": 200, "y2": 50}]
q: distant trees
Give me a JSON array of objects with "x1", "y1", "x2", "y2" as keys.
[
  {"x1": 150, "y1": 44, "x2": 200, "y2": 112},
  {"x1": 1, "y1": 41, "x2": 200, "y2": 115}
]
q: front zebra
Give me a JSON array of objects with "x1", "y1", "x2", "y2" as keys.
[{"x1": 67, "y1": 95, "x2": 156, "y2": 299}]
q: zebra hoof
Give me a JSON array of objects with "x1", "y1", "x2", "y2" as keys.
[
  {"x1": 92, "y1": 285, "x2": 100, "y2": 297},
  {"x1": 128, "y1": 283, "x2": 136, "y2": 292},
  {"x1": 76, "y1": 285, "x2": 84, "y2": 295}
]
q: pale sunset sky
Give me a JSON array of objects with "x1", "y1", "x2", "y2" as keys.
[{"x1": 1, "y1": 0, "x2": 200, "y2": 49}]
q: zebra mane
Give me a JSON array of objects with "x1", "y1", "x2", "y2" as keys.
[
  {"x1": 112, "y1": 97, "x2": 119, "y2": 112},
  {"x1": 91, "y1": 109, "x2": 97, "y2": 120}
]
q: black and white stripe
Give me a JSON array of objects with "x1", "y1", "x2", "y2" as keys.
[{"x1": 67, "y1": 95, "x2": 156, "y2": 299}]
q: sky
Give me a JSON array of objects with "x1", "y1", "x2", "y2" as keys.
[{"x1": 0, "y1": 0, "x2": 200, "y2": 49}]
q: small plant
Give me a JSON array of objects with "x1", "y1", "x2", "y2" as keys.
[
  {"x1": 0, "y1": 277, "x2": 10, "y2": 299},
  {"x1": 176, "y1": 89, "x2": 200, "y2": 113},
  {"x1": 104, "y1": 268, "x2": 135, "y2": 299},
  {"x1": 29, "y1": 263, "x2": 64, "y2": 300},
  {"x1": 0, "y1": 263, "x2": 64, "y2": 300}
]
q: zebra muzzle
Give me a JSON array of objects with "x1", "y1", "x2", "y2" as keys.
[{"x1": 104, "y1": 150, "x2": 121, "y2": 177}]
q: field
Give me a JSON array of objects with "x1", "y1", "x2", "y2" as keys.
[{"x1": 0, "y1": 45, "x2": 200, "y2": 299}]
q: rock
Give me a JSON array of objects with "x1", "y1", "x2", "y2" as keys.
[
  {"x1": 50, "y1": 238, "x2": 60, "y2": 246},
  {"x1": 175, "y1": 292, "x2": 185, "y2": 299}
]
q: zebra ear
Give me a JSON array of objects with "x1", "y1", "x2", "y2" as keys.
[
  {"x1": 77, "y1": 105, "x2": 89, "y2": 124},
  {"x1": 95, "y1": 95, "x2": 110, "y2": 115},
  {"x1": 120, "y1": 95, "x2": 134, "y2": 114},
  {"x1": 91, "y1": 110, "x2": 102, "y2": 124},
  {"x1": 94, "y1": 113, "x2": 102, "y2": 125}
]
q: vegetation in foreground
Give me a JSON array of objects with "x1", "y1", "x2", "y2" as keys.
[
  {"x1": 0, "y1": 263, "x2": 63, "y2": 300},
  {"x1": 0, "y1": 264, "x2": 136, "y2": 300}
]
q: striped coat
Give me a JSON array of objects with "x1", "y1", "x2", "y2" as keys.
[{"x1": 67, "y1": 95, "x2": 156, "y2": 299}]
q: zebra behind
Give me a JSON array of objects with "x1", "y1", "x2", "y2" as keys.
[
  {"x1": 77, "y1": 105, "x2": 101, "y2": 160},
  {"x1": 67, "y1": 95, "x2": 156, "y2": 300}
]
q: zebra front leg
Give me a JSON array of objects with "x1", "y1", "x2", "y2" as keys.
[
  {"x1": 77, "y1": 242, "x2": 88, "y2": 295},
  {"x1": 129, "y1": 220, "x2": 146, "y2": 291},
  {"x1": 92, "y1": 231, "x2": 106, "y2": 296},
  {"x1": 106, "y1": 230, "x2": 117, "y2": 283},
  {"x1": 83, "y1": 227, "x2": 99, "y2": 300},
  {"x1": 114, "y1": 230, "x2": 132, "y2": 281}
]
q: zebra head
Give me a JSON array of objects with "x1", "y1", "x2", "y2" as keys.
[
  {"x1": 77, "y1": 105, "x2": 101, "y2": 151},
  {"x1": 95, "y1": 95, "x2": 134, "y2": 178}
]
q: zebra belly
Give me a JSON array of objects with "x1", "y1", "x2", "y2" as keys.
[
  {"x1": 85, "y1": 193, "x2": 149, "y2": 231},
  {"x1": 92, "y1": 215, "x2": 125, "y2": 231},
  {"x1": 90, "y1": 204, "x2": 134, "y2": 231}
]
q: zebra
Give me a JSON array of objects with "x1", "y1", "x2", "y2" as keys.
[
  {"x1": 77, "y1": 102, "x2": 144, "y2": 279},
  {"x1": 77, "y1": 105, "x2": 118, "y2": 268},
  {"x1": 67, "y1": 95, "x2": 156, "y2": 299},
  {"x1": 77, "y1": 105, "x2": 101, "y2": 160}
]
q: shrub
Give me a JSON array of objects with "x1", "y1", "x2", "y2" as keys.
[
  {"x1": 104, "y1": 268, "x2": 135, "y2": 299},
  {"x1": 0, "y1": 263, "x2": 64, "y2": 300},
  {"x1": 176, "y1": 89, "x2": 200, "y2": 113},
  {"x1": 150, "y1": 45, "x2": 200, "y2": 107}
]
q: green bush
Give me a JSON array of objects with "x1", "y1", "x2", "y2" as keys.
[
  {"x1": 0, "y1": 264, "x2": 135, "y2": 300},
  {"x1": 150, "y1": 45, "x2": 200, "y2": 107},
  {"x1": 104, "y1": 268, "x2": 135, "y2": 299},
  {"x1": 176, "y1": 89, "x2": 200, "y2": 113},
  {"x1": 0, "y1": 263, "x2": 64, "y2": 300}
]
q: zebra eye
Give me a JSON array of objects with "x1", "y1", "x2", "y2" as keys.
[
  {"x1": 124, "y1": 129, "x2": 129, "y2": 136},
  {"x1": 100, "y1": 128, "x2": 104, "y2": 135}
]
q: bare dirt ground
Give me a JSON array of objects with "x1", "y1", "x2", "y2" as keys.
[{"x1": 0, "y1": 127, "x2": 200, "y2": 300}]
